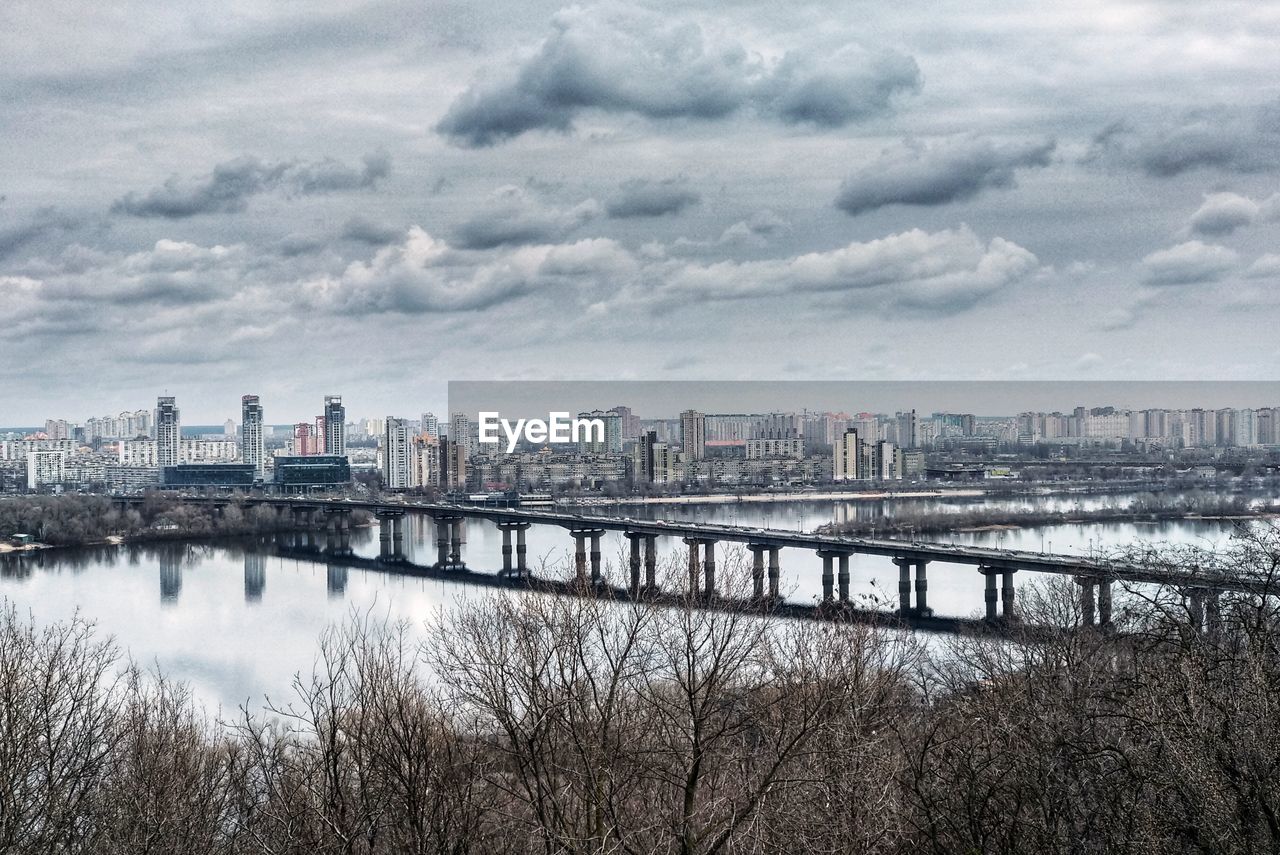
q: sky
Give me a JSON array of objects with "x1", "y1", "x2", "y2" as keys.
[{"x1": 3, "y1": 0, "x2": 1280, "y2": 424}]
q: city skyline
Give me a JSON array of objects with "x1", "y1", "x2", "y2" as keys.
[{"x1": 4, "y1": 1, "x2": 1280, "y2": 421}]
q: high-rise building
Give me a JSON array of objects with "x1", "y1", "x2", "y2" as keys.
[
  {"x1": 223, "y1": 419, "x2": 236, "y2": 439},
  {"x1": 450, "y1": 413, "x2": 474, "y2": 458},
  {"x1": 421, "y1": 412, "x2": 439, "y2": 439},
  {"x1": 577, "y1": 409, "x2": 622, "y2": 454},
  {"x1": 608, "y1": 405, "x2": 641, "y2": 441},
  {"x1": 324, "y1": 395, "x2": 346, "y2": 457},
  {"x1": 241, "y1": 395, "x2": 265, "y2": 478},
  {"x1": 382, "y1": 418, "x2": 411, "y2": 488},
  {"x1": 155, "y1": 396, "x2": 181, "y2": 470},
  {"x1": 633, "y1": 430, "x2": 674, "y2": 484},
  {"x1": 293, "y1": 423, "x2": 319, "y2": 456},
  {"x1": 832, "y1": 428, "x2": 862, "y2": 481},
  {"x1": 680, "y1": 409, "x2": 706, "y2": 460}
]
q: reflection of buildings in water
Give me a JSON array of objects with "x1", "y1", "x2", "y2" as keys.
[
  {"x1": 159, "y1": 550, "x2": 182, "y2": 603},
  {"x1": 327, "y1": 565, "x2": 347, "y2": 598},
  {"x1": 244, "y1": 553, "x2": 265, "y2": 602}
]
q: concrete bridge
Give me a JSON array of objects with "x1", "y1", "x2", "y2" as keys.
[{"x1": 118, "y1": 494, "x2": 1266, "y2": 635}]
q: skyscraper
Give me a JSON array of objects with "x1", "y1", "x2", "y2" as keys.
[
  {"x1": 382, "y1": 417, "x2": 411, "y2": 488},
  {"x1": 155, "y1": 396, "x2": 181, "y2": 469},
  {"x1": 680, "y1": 409, "x2": 706, "y2": 460},
  {"x1": 421, "y1": 412, "x2": 439, "y2": 439},
  {"x1": 324, "y1": 395, "x2": 346, "y2": 457},
  {"x1": 832, "y1": 428, "x2": 862, "y2": 481},
  {"x1": 241, "y1": 394, "x2": 265, "y2": 478},
  {"x1": 450, "y1": 412, "x2": 473, "y2": 458}
]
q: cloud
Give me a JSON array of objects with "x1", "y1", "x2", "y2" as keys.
[
  {"x1": 304, "y1": 227, "x2": 634, "y2": 314},
  {"x1": 435, "y1": 7, "x2": 919, "y2": 146},
  {"x1": 0, "y1": 207, "x2": 83, "y2": 260},
  {"x1": 719, "y1": 209, "x2": 789, "y2": 243},
  {"x1": 835, "y1": 137, "x2": 1055, "y2": 216},
  {"x1": 1185, "y1": 191, "x2": 1280, "y2": 236},
  {"x1": 605, "y1": 178, "x2": 700, "y2": 218},
  {"x1": 1089, "y1": 103, "x2": 1280, "y2": 177},
  {"x1": 1140, "y1": 240, "x2": 1238, "y2": 285},
  {"x1": 1245, "y1": 253, "x2": 1280, "y2": 279},
  {"x1": 650, "y1": 226, "x2": 1038, "y2": 315},
  {"x1": 111, "y1": 152, "x2": 391, "y2": 218},
  {"x1": 754, "y1": 44, "x2": 920, "y2": 128},
  {"x1": 452, "y1": 185, "x2": 600, "y2": 249},
  {"x1": 342, "y1": 215, "x2": 402, "y2": 246}
]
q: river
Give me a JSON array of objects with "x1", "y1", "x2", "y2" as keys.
[{"x1": 0, "y1": 488, "x2": 1273, "y2": 712}]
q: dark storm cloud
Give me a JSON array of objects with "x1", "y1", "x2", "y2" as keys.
[
  {"x1": 835, "y1": 137, "x2": 1055, "y2": 216},
  {"x1": 1089, "y1": 102, "x2": 1280, "y2": 177},
  {"x1": 111, "y1": 153, "x2": 391, "y2": 219},
  {"x1": 435, "y1": 7, "x2": 919, "y2": 147},
  {"x1": 452, "y1": 186, "x2": 600, "y2": 249},
  {"x1": 342, "y1": 215, "x2": 402, "y2": 246},
  {"x1": 605, "y1": 178, "x2": 700, "y2": 218}
]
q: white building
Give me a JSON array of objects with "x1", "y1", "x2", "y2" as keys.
[
  {"x1": 26, "y1": 450, "x2": 67, "y2": 490},
  {"x1": 382, "y1": 418, "x2": 411, "y2": 488}
]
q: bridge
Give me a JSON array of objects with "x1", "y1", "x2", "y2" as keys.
[{"x1": 117, "y1": 494, "x2": 1265, "y2": 635}]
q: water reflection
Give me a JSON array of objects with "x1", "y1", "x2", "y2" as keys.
[
  {"x1": 244, "y1": 554, "x2": 265, "y2": 603},
  {"x1": 0, "y1": 490, "x2": 1266, "y2": 714}
]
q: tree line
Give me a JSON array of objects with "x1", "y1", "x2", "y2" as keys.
[
  {"x1": 0, "y1": 530, "x2": 1278, "y2": 853},
  {"x1": 0, "y1": 494, "x2": 371, "y2": 547}
]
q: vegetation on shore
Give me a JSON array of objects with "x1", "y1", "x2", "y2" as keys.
[
  {"x1": 0, "y1": 529, "x2": 1278, "y2": 853},
  {"x1": 817, "y1": 494, "x2": 1267, "y2": 538},
  {"x1": 0, "y1": 494, "x2": 371, "y2": 548}
]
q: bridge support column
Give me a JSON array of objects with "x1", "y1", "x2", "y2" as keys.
[
  {"x1": 327, "y1": 565, "x2": 347, "y2": 597},
  {"x1": 1077, "y1": 577, "x2": 1096, "y2": 626},
  {"x1": 768, "y1": 547, "x2": 781, "y2": 601},
  {"x1": 516, "y1": 524, "x2": 529, "y2": 577},
  {"x1": 497, "y1": 520, "x2": 530, "y2": 576},
  {"x1": 625, "y1": 533, "x2": 643, "y2": 594},
  {"x1": 915, "y1": 561, "x2": 931, "y2": 617},
  {"x1": 643, "y1": 535, "x2": 657, "y2": 592},
  {"x1": 435, "y1": 519, "x2": 449, "y2": 567},
  {"x1": 500, "y1": 525, "x2": 513, "y2": 575},
  {"x1": 684, "y1": 538, "x2": 701, "y2": 596},
  {"x1": 982, "y1": 567, "x2": 998, "y2": 621},
  {"x1": 378, "y1": 515, "x2": 392, "y2": 562},
  {"x1": 749, "y1": 545, "x2": 767, "y2": 601},
  {"x1": 449, "y1": 518, "x2": 463, "y2": 567},
  {"x1": 1001, "y1": 569, "x2": 1017, "y2": 621},
  {"x1": 590, "y1": 531, "x2": 603, "y2": 585},
  {"x1": 1206, "y1": 592, "x2": 1222, "y2": 640},
  {"x1": 1188, "y1": 589, "x2": 1205, "y2": 635},
  {"x1": 838, "y1": 554, "x2": 850, "y2": 603},
  {"x1": 819, "y1": 552, "x2": 835, "y2": 603},
  {"x1": 1098, "y1": 579, "x2": 1113, "y2": 628},
  {"x1": 391, "y1": 515, "x2": 405, "y2": 563},
  {"x1": 894, "y1": 558, "x2": 912, "y2": 615},
  {"x1": 573, "y1": 533, "x2": 588, "y2": 583},
  {"x1": 703, "y1": 541, "x2": 716, "y2": 598}
]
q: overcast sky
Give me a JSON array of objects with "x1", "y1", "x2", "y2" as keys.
[{"x1": 3, "y1": 0, "x2": 1279, "y2": 424}]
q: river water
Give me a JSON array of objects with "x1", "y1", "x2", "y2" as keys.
[{"x1": 0, "y1": 489, "x2": 1273, "y2": 712}]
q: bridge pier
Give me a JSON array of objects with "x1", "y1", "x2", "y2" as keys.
[
  {"x1": 625, "y1": 532, "x2": 643, "y2": 594},
  {"x1": 643, "y1": 535, "x2": 657, "y2": 592},
  {"x1": 915, "y1": 561, "x2": 931, "y2": 616},
  {"x1": 703, "y1": 541, "x2": 716, "y2": 598},
  {"x1": 894, "y1": 557, "x2": 911, "y2": 614},
  {"x1": 1098, "y1": 578, "x2": 1112, "y2": 628},
  {"x1": 497, "y1": 521, "x2": 531, "y2": 577},
  {"x1": 374, "y1": 510, "x2": 406, "y2": 563},
  {"x1": 1205, "y1": 591, "x2": 1222, "y2": 640},
  {"x1": 749, "y1": 545, "x2": 767, "y2": 601},
  {"x1": 1077, "y1": 576, "x2": 1096, "y2": 626},
  {"x1": 768, "y1": 547, "x2": 781, "y2": 601},
  {"x1": 449, "y1": 518, "x2": 463, "y2": 567},
  {"x1": 817, "y1": 550, "x2": 852, "y2": 605},
  {"x1": 571, "y1": 529, "x2": 605, "y2": 585},
  {"x1": 684, "y1": 538, "x2": 701, "y2": 595},
  {"x1": 326, "y1": 565, "x2": 347, "y2": 597},
  {"x1": 979, "y1": 567, "x2": 1017, "y2": 622},
  {"x1": 838, "y1": 553, "x2": 851, "y2": 603}
]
